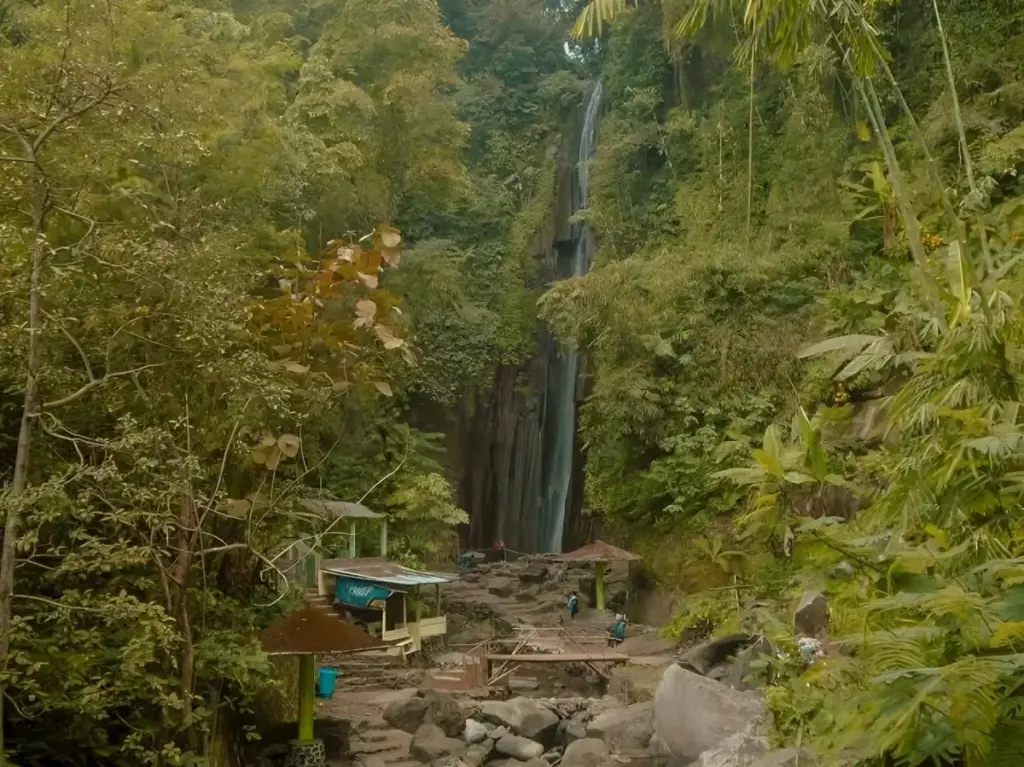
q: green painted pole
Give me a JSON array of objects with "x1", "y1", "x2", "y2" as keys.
[
  {"x1": 380, "y1": 520, "x2": 388, "y2": 558},
  {"x1": 595, "y1": 562, "x2": 606, "y2": 611},
  {"x1": 297, "y1": 654, "x2": 315, "y2": 742},
  {"x1": 349, "y1": 520, "x2": 357, "y2": 559}
]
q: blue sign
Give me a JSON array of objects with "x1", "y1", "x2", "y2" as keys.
[{"x1": 336, "y1": 577, "x2": 391, "y2": 610}]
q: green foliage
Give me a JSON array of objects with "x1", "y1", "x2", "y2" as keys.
[{"x1": 0, "y1": 0, "x2": 474, "y2": 763}]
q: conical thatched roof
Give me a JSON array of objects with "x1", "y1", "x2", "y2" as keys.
[
  {"x1": 260, "y1": 606, "x2": 384, "y2": 656},
  {"x1": 559, "y1": 540, "x2": 641, "y2": 563}
]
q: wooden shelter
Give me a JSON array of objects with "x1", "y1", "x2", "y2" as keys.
[
  {"x1": 261, "y1": 607, "x2": 383, "y2": 750},
  {"x1": 317, "y1": 557, "x2": 453, "y2": 657},
  {"x1": 558, "y1": 540, "x2": 640, "y2": 610},
  {"x1": 298, "y1": 498, "x2": 389, "y2": 558}
]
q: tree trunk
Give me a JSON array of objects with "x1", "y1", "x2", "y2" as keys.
[{"x1": 0, "y1": 175, "x2": 47, "y2": 766}]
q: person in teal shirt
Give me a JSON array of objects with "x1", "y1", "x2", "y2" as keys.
[
  {"x1": 609, "y1": 613, "x2": 627, "y2": 646},
  {"x1": 567, "y1": 591, "x2": 579, "y2": 620}
]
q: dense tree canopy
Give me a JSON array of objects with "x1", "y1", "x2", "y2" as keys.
[{"x1": 4, "y1": 0, "x2": 1024, "y2": 764}]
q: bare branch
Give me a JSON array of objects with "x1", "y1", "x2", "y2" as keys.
[
  {"x1": 0, "y1": 156, "x2": 34, "y2": 165},
  {"x1": 196, "y1": 543, "x2": 249, "y2": 557},
  {"x1": 40, "y1": 362, "x2": 166, "y2": 409},
  {"x1": 33, "y1": 81, "x2": 120, "y2": 154}
]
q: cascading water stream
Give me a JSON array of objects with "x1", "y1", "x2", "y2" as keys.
[{"x1": 539, "y1": 80, "x2": 603, "y2": 553}]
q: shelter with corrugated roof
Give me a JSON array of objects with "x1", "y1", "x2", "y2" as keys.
[
  {"x1": 558, "y1": 540, "x2": 640, "y2": 611},
  {"x1": 297, "y1": 497, "x2": 454, "y2": 657},
  {"x1": 315, "y1": 556, "x2": 453, "y2": 657}
]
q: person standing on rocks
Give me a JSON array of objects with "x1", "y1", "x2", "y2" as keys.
[
  {"x1": 609, "y1": 612, "x2": 627, "y2": 647},
  {"x1": 492, "y1": 539, "x2": 506, "y2": 563},
  {"x1": 567, "y1": 591, "x2": 579, "y2": 620}
]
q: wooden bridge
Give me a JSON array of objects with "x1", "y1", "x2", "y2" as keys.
[{"x1": 429, "y1": 626, "x2": 628, "y2": 690}]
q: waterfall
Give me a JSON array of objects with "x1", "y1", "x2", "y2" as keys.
[{"x1": 539, "y1": 80, "x2": 603, "y2": 553}]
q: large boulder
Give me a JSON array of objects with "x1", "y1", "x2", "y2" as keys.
[
  {"x1": 653, "y1": 664, "x2": 769, "y2": 761},
  {"x1": 385, "y1": 695, "x2": 431, "y2": 734},
  {"x1": 409, "y1": 724, "x2": 466, "y2": 763},
  {"x1": 386, "y1": 691, "x2": 464, "y2": 737},
  {"x1": 560, "y1": 738, "x2": 612, "y2": 767},
  {"x1": 585, "y1": 701, "x2": 653, "y2": 754},
  {"x1": 495, "y1": 734, "x2": 544, "y2": 761},
  {"x1": 480, "y1": 698, "x2": 560, "y2": 745},
  {"x1": 794, "y1": 592, "x2": 829, "y2": 637},
  {"x1": 697, "y1": 729, "x2": 816, "y2": 767}
]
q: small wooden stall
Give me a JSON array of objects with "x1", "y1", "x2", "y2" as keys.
[
  {"x1": 558, "y1": 539, "x2": 640, "y2": 611},
  {"x1": 260, "y1": 606, "x2": 383, "y2": 767},
  {"x1": 317, "y1": 557, "x2": 452, "y2": 657}
]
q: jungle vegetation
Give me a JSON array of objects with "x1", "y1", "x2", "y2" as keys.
[{"x1": 3, "y1": 0, "x2": 1024, "y2": 765}]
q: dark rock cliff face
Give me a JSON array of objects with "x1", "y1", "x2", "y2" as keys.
[{"x1": 453, "y1": 131, "x2": 590, "y2": 553}]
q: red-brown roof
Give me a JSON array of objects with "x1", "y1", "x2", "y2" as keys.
[
  {"x1": 260, "y1": 606, "x2": 384, "y2": 656},
  {"x1": 559, "y1": 540, "x2": 641, "y2": 563}
]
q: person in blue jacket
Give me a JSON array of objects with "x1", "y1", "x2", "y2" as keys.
[{"x1": 567, "y1": 591, "x2": 579, "y2": 620}]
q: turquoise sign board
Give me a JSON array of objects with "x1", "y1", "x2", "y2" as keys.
[{"x1": 336, "y1": 577, "x2": 391, "y2": 610}]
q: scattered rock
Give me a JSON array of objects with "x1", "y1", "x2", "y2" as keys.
[
  {"x1": 519, "y1": 564, "x2": 549, "y2": 584},
  {"x1": 794, "y1": 592, "x2": 829, "y2": 637},
  {"x1": 495, "y1": 734, "x2": 544, "y2": 762},
  {"x1": 488, "y1": 580, "x2": 517, "y2": 599},
  {"x1": 386, "y1": 695, "x2": 431, "y2": 734},
  {"x1": 480, "y1": 698, "x2": 559, "y2": 745},
  {"x1": 559, "y1": 738, "x2": 611, "y2": 767},
  {"x1": 585, "y1": 702, "x2": 653, "y2": 753},
  {"x1": 490, "y1": 726, "x2": 509, "y2": 740},
  {"x1": 410, "y1": 724, "x2": 467, "y2": 763},
  {"x1": 432, "y1": 757, "x2": 466, "y2": 767},
  {"x1": 653, "y1": 664, "x2": 769, "y2": 761},
  {"x1": 426, "y1": 691, "x2": 466, "y2": 737},
  {"x1": 464, "y1": 740, "x2": 494, "y2": 767},
  {"x1": 385, "y1": 691, "x2": 463, "y2": 737},
  {"x1": 465, "y1": 719, "x2": 490, "y2": 744}
]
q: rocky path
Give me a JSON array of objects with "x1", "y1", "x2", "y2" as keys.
[{"x1": 319, "y1": 688, "x2": 420, "y2": 767}]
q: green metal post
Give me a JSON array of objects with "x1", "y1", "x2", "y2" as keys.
[
  {"x1": 595, "y1": 562, "x2": 606, "y2": 611},
  {"x1": 380, "y1": 520, "x2": 388, "y2": 558},
  {"x1": 349, "y1": 520, "x2": 357, "y2": 559},
  {"x1": 297, "y1": 654, "x2": 315, "y2": 742}
]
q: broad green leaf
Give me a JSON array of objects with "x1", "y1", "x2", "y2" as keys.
[
  {"x1": 373, "y1": 381, "x2": 393, "y2": 397},
  {"x1": 283, "y1": 361, "x2": 310, "y2": 374},
  {"x1": 797, "y1": 334, "x2": 880, "y2": 359}
]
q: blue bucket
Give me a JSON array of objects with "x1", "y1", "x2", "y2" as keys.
[{"x1": 316, "y1": 667, "x2": 339, "y2": 699}]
